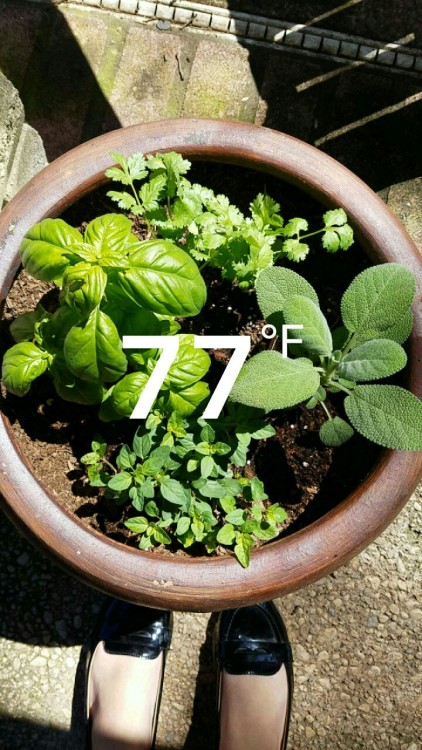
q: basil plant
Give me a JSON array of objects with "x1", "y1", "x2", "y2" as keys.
[{"x1": 2, "y1": 214, "x2": 208, "y2": 417}]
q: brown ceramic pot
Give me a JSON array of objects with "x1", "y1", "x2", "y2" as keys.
[{"x1": 0, "y1": 120, "x2": 421, "y2": 612}]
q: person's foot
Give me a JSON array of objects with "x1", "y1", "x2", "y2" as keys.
[
  {"x1": 86, "y1": 601, "x2": 172, "y2": 750},
  {"x1": 216, "y1": 602, "x2": 293, "y2": 750}
]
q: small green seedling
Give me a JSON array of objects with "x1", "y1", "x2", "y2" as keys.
[{"x1": 81, "y1": 407, "x2": 283, "y2": 567}]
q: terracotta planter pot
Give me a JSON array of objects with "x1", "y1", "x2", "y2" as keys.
[{"x1": 0, "y1": 120, "x2": 421, "y2": 612}]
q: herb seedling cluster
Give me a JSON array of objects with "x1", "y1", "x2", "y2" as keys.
[{"x1": 81, "y1": 407, "x2": 283, "y2": 567}]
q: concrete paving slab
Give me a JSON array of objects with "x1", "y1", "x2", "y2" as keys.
[
  {"x1": 105, "y1": 24, "x2": 191, "y2": 127},
  {"x1": 0, "y1": 488, "x2": 420, "y2": 749},
  {"x1": 183, "y1": 37, "x2": 259, "y2": 121}
]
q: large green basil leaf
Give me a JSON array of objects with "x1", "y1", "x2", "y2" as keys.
[
  {"x1": 62, "y1": 263, "x2": 107, "y2": 318},
  {"x1": 116, "y1": 239, "x2": 206, "y2": 316},
  {"x1": 2, "y1": 342, "x2": 50, "y2": 396},
  {"x1": 163, "y1": 381, "x2": 210, "y2": 416},
  {"x1": 109, "y1": 372, "x2": 149, "y2": 417},
  {"x1": 40, "y1": 305, "x2": 81, "y2": 352},
  {"x1": 83, "y1": 214, "x2": 134, "y2": 263},
  {"x1": 20, "y1": 219, "x2": 83, "y2": 281},
  {"x1": 51, "y1": 360, "x2": 105, "y2": 405},
  {"x1": 113, "y1": 307, "x2": 161, "y2": 338},
  {"x1": 64, "y1": 308, "x2": 127, "y2": 383},
  {"x1": 165, "y1": 334, "x2": 210, "y2": 390},
  {"x1": 10, "y1": 310, "x2": 41, "y2": 343}
]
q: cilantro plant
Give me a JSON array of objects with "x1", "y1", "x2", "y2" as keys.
[
  {"x1": 2, "y1": 214, "x2": 208, "y2": 415},
  {"x1": 81, "y1": 407, "x2": 283, "y2": 567},
  {"x1": 229, "y1": 264, "x2": 422, "y2": 450},
  {"x1": 106, "y1": 152, "x2": 354, "y2": 288}
]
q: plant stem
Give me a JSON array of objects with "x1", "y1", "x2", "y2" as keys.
[
  {"x1": 327, "y1": 380, "x2": 353, "y2": 396},
  {"x1": 320, "y1": 400, "x2": 332, "y2": 420},
  {"x1": 298, "y1": 228, "x2": 324, "y2": 241},
  {"x1": 341, "y1": 332, "x2": 357, "y2": 357},
  {"x1": 129, "y1": 178, "x2": 142, "y2": 210},
  {"x1": 102, "y1": 458, "x2": 117, "y2": 474}
]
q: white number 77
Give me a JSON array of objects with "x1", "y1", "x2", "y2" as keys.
[{"x1": 122, "y1": 335, "x2": 250, "y2": 420}]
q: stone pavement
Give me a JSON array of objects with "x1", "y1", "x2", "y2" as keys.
[{"x1": 0, "y1": 1, "x2": 421, "y2": 748}]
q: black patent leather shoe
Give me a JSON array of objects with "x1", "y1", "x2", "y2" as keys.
[
  {"x1": 216, "y1": 601, "x2": 293, "y2": 749},
  {"x1": 86, "y1": 599, "x2": 173, "y2": 749}
]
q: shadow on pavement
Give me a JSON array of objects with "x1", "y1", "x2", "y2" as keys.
[
  {"x1": 232, "y1": 0, "x2": 422, "y2": 190},
  {"x1": 0, "y1": 0, "x2": 121, "y2": 160}
]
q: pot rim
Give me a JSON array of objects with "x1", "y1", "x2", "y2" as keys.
[{"x1": 0, "y1": 119, "x2": 421, "y2": 612}]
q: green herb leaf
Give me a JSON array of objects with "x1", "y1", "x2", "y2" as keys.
[
  {"x1": 283, "y1": 217, "x2": 308, "y2": 236},
  {"x1": 225, "y1": 509, "x2": 246, "y2": 526},
  {"x1": 133, "y1": 430, "x2": 152, "y2": 459},
  {"x1": 266, "y1": 504, "x2": 287, "y2": 524},
  {"x1": 323, "y1": 208, "x2": 347, "y2": 227},
  {"x1": 116, "y1": 445, "x2": 136, "y2": 470},
  {"x1": 164, "y1": 381, "x2": 210, "y2": 417},
  {"x1": 64, "y1": 309, "x2": 127, "y2": 384},
  {"x1": 159, "y1": 477, "x2": 191, "y2": 507},
  {"x1": 2, "y1": 342, "x2": 49, "y2": 396},
  {"x1": 229, "y1": 352, "x2": 320, "y2": 412},
  {"x1": 256, "y1": 267, "x2": 318, "y2": 334},
  {"x1": 220, "y1": 495, "x2": 236, "y2": 514},
  {"x1": 352, "y1": 309, "x2": 413, "y2": 347},
  {"x1": 108, "y1": 472, "x2": 132, "y2": 491},
  {"x1": 283, "y1": 295, "x2": 332, "y2": 356},
  {"x1": 110, "y1": 372, "x2": 149, "y2": 417},
  {"x1": 337, "y1": 340, "x2": 407, "y2": 381},
  {"x1": 201, "y1": 455, "x2": 214, "y2": 478},
  {"x1": 125, "y1": 516, "x2": 149, "y2": 534},
  {"x1": 250, "y1": 477, "x2": 268, "y2": 501},
  {"x1": 176, "y1": 517, "x2": 191, "y2": 536},
  {"x1": 84, "y1": 214, "x2": 133, "y2": 257},
  {"x1": 282, "y1": 238, "x2": 309, "y2": 262},
  {"x1": 145, "y1": 500, "x2": 160, "y2": 518},
  {"x1": 322, "y1": 224, "x2": 354, "y2": 252},
  {"x1": 216, "y1": 524, "x2": 236, "y2": 545},
  {"x1": 117, "y1": 239, "x2": 206, "y2": 317},
  {"x1": 166, "y1": 335, "x2": 210, "y2": 391},
  {"x1": 20, "y1": 218, "x2": 82, "y2": 281},
  {"x1": 319, "y1": 417, "x2": 354, "y2": 446},
  {"x1": 234, "y1": 533, "x2": 253, "y2": 568},
  {"x1": 62, "y1": 263, "x2": 107, "y2": 318},
  {"x1": 341, "y1": 264, "x2": 416, "y2": 333},
  {"x1": 344, "y1": 385, "x2": 422, "y2": 450},
  {"x1": 253, "y1": 522, "x2": 279, "y2": 541},
  {"x1": 9, "y1": 310, "x2": 40, "y2": 343}
]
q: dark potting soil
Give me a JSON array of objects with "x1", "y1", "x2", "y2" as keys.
[{"x1": 0, "y1": 162, "x2": 381, "y2": 555}]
